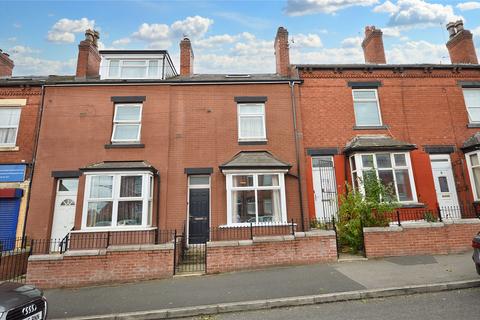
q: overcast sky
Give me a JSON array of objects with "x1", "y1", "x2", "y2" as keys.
[{"x1": 1, "y1": 0, "x2": 480, "y2": 76}]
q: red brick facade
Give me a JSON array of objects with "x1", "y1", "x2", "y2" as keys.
[
  {"x1": 26, "y1": 82, "x2": 305, "y2": 239},
  {"x1": 364, "y1": 219, "x2": 480, "y2": 258}
]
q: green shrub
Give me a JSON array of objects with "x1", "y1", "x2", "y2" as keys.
[{"x1": 337, "y1": 170, "x2": 399, "y2": 253}]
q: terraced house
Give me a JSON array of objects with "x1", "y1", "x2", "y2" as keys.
[
  {"x1": 24, "y1": 28, "x2": 308, "y2": 257},
  {"x1": 295, "y1": 21, "x2": 480, "y2": 223}
]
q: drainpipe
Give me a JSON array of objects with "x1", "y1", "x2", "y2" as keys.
[
  {"x1": 289, "y1": 81, "x2": 305, "y2": 231},
  {"x1": 22, "y1": 83, "x2": 46, "y2": 240}
]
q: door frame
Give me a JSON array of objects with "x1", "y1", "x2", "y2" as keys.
[
  {"x1": 50, "y1": 178, "x2": 79, "y2": 241},
  {"x1": 429, "y1": 154, "x2": 460, "y2": 208},
  {"x1": 186, "y1": 175, "x2": 211, "y2": 244},
  {"x1": 311, "y1": 155, "x2": 338, "y2": 220}
]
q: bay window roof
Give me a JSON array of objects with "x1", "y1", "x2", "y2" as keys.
[
  {"x1": 462, "y1": 132, "x2": 480, "y2": 153},
  {"x1": 344, "y1": 135, "x2": 416, "y2": 154},
  {"x1": 220, "y1": 151, "x2": 291, "y2": 171},
  {"x1": 80, "y1": 160, "x2": 157, "y2": 173}
]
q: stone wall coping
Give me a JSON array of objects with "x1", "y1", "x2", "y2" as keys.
[
  {"x1": 107, "y1": 243, "x2": 174, "y2": 252},
  {"x1": 207, "y1": 240, "x2": 240, "y2": 247},
  {"x1": 64, "y1": 249, "x2": 107, "y2": 257},
  {"x1": 238, "y1": 240, "x2": 254, "y2": 246},
  {"x1": 363, "y1": 226, "x2": 403, "y2": 233},
  {"x1": 402, "y1": 222, "x2": 444, "y2": 229},
  {"x1": 304, "y1": 230, "x2": 336, "y2": 237},
  {"x1": 253, "y1": 235, "x2": 294, "y2": 243},
  {"x1": 294, "y1": 232, "x2": 306, "y2": 238},
  {"x1": 28, "y1": 254, "x2": 63, "y2": 261},
  {"x1": 443, "y1": 218, "x2": 480, "y2": 225}
]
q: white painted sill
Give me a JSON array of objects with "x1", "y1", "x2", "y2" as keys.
[
  {"x1": 72, "y1": 226, "x2": 157, "y2": 233},
  {"x1": 0, "y1": 146, "x2": 19, "y2": 152}
]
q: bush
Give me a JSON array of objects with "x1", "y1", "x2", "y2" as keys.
[{"x1": 337, "y1": 170, "x2": 399, "y2": 253}]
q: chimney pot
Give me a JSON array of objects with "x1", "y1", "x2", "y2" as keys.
[
  {"x1": 455, "y1": 20, "x2": 464, "y2": 32},
  {"x1": 362, "y1": 25, "x2": 386, "y2": 64},
  {"x1": 446, "y1": 22, "x2": 456, "y2": 38},
  {"x1": 274, "y1": 26, "x2": 290, "y2": 76}
]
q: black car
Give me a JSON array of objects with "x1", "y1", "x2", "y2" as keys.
[{"x1": 0, "y1": 282, "x2": 47, "y2": 320}]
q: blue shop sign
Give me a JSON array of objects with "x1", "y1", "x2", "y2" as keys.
[{"x1": 0, "y1": 164, "x2": 26, "y2": 182}]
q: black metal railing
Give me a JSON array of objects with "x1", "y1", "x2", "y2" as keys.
[
  {"x1": 0, "y1": 238, "x2": 32, "y2": 283},
  {"x1": 209, "y1": 219, "x2": 297, "y2": 241}
]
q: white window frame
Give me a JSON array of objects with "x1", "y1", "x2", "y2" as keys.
[
  {"x1": 352, "y1": 89, "x2": 383, "y2": 127},
  {"x1": 111, "y1": 103, "x2": 142, "y2": 143},
  {"x1": 465, "y1": 150, "x2": 480, "y2": 200},
  {"x1": 237, "y1": 103, "x2": 267, "y2": 142},
  {"x1": 224, "y1": 170, "x2": 287, "y2": 226},
  {"x1": 81, "y1": 171, "x2": 153, "y2": 231},
  {"x1": 463, "y1": 88, "x2": 480, "y2": 124},
  {"x1": 106, "y1": 59, "x2": 161, "y2": 79},
  {"x1": 349, "y1": 152, "x2": 418, "y2": 203},
  {"x1": 0, "y1": 107, "x2": 22, "y2": 147}
]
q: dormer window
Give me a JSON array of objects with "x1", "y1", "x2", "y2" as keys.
[
  {"x1": 99, "y1": 51, "x2": 178, "y2": 80},
  {"x1": 108, "y1": 59, "x2": 160, "y2": 79}
]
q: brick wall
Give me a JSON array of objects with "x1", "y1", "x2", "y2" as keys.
[
  {"x1": 206, "y1": 230, "x2": 337, "y2": 274},
  {"x1": 364, "y1": 219, "x2": 480, "y2": 258},
  {"x1": 26, "y1": 244, "x2": 174, "y2": 289}
]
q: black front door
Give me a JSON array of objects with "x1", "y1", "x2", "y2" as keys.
[{"x1": 188, "y1": 188, "x2": 209, "y2": 244}]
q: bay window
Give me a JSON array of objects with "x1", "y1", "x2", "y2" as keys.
[
  {"x1": 82, "y1": 172, "x2": 153, "y2": 229},
  {"x1": 466, "y1": 151, "x2": 480, "y2": 200},
  {"x1": 350, "y1": 152, "x2": 417, "y2": 203},
  {"x1": 226, "y1": 172, "x2": 287, "y2": 225}
]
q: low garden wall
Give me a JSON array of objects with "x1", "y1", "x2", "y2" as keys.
[
  {"x1": 207, "y1": 230, "x2": 337, "y2": 274},
  {"x1": 364, "y1": 219, "x2": 480, "y2": 258},
  {"x1": 26, "y1": 243, "x2": 174, "y2": 289}
]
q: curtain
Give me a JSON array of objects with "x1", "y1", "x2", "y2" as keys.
[
  {"x1": 240, "y1": 116, "x2": 263, "y2": 138},
  {"x1": 0, "y1": 128, "x2": 16, "y2": 144},
  {"x1": 120, "y1": 176, "x2": 142, "y2": 197}
]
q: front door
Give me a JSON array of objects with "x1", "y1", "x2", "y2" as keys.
[
  {"x1": 312, "y1": 156, "x2": 338, "y2": 221},
  {"x1": 51, "y1": 179, "x2": 78, "y2": 242},
  {"x1": 430, "y1": 155, "x2": 459, "y2": 218},
  {"x1": 188, "y1": 176, "x2": 210, "y2": 244}
]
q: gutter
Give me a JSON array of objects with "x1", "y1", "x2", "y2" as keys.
[
  {"x1": 43, "y1": 80, "x2": 303, "y2": 87},
  {"x1": 289, "y1": 81, "x2": 305, "y2": 231}
]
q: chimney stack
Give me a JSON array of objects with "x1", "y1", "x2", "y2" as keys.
[
  {"x1": 274, "y1": 27, "x2": 290, "y2": 76},
  {"x1": 180, "y1": 37, "x2": 194, "y2": 76},
  {"x1": 362, "y1": 26, "x2": 386, "y2": 64},
  {"x1": 0, "y1": 49, "x2": 14, "y2": 77},
  {"x1": 446, "y1": 20, "x2": 478, "y2": 64},
  {"x1": 76, "y1": 29, "x2": 101, "y2": 79}
]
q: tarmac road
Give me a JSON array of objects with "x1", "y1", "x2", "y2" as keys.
[{"x1": 194, "y1": 288, "x2": 480, "y2": 320}]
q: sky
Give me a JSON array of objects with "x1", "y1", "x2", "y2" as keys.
[{"x1": 1, "y1": 0, "x2": 480, "y2": 76}]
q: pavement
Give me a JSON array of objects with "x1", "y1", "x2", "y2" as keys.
[{"x1": 45, "y1": 252, "x2": 480, "y2": 319}]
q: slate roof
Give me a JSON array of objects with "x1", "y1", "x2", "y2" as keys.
[
  {"x1": 344, "y1": 135, "x2": 416, "y2": 153},
  {"x1": 462, "y1": 132, "x2": 480, "y2": 152},
  {"x1": 80, "y1": 160, "x2": 157, "y2": 173},
  {"x1": 219, "y1": 151, "x2": 291, "y2": 170}
]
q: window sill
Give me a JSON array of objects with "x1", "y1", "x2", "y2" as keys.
[
  {"x1": 73, "y1": 226, "x2": 157, "y2": 233},
  {"x1": 399, "y1": 202, "x2": 426, "y2": 208},
  {"x1": 353, "y1": 125, "x2": 388, "y2": 130},
  {"x1": 467, "y1": 123, "x2": 480, "y2": 128},
  {"x1": 0, "y1": 146, "x2": 19, "y2": 152},
  {"x1": 105, "y1": 143, "x2": 145, "y2": 149},
  {"x1": 238, "y1": 139, "x2": 268, "y2": 146}
]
